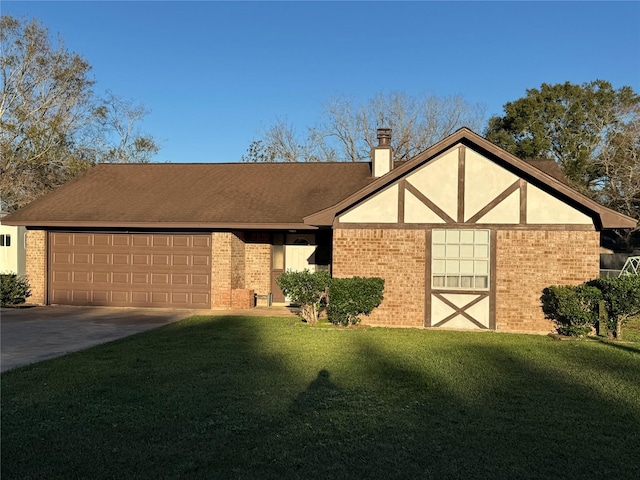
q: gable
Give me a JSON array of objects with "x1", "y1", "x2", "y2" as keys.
[{"x1": 336, "y1": 143, "x2": 594, "y2": 227}]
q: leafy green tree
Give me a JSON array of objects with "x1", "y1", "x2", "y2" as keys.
[
  {"x1": 0, "y1": 15, "x2": 159, "y2": 212},
  {"x1": 485, "y1": 81, "x2": 640, "y2": 238},
  {"x1": 587, "y1": 276, "x2": 640, "y2": 341}
]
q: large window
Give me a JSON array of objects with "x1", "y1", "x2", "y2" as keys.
[{"x1": 432, "y1": 229, "x2": 489, "y2": 290}]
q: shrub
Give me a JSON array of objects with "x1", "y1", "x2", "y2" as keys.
[
  {"x1": 0, "y1": 273, "x2": 32, "y2": 306},
  {"x1": 276, "y1": 270, "x2": 331, "y2": 325},
  {"x1": 587, "y1": 276, "x2": 640, "y2": 340},
  {"x1": 541, "y1": 285, "x2": 601, "y2": 337},
  {"x1": 327, "y1": 277, "x2": 384, "y2": 326}
]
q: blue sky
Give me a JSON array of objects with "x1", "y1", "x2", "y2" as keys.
[{"x1": 4, "y1": 1, "x2": 640, "y2": 163}]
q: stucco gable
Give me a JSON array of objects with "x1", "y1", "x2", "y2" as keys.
[{"x1": 305, "y1": 128, "x2": 636, "y2": 230}]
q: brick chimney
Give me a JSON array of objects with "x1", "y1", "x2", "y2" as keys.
[{"x1": 372, "y1": 128, "x2": 392, "y2": 177}]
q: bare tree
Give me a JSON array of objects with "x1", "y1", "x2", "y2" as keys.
[
  {"x1": 84, "y1": 91, "x2": 159, "y2": 164},
  {"x1": 242, "y1": 91, "x2": 486, "y2": 163},
  {"x1": 1, "y1": 15, "x2": 95, "y2": 211},
  {"x1": 597, "y1": 107, "x2": 640, "y2": 239},
  {"x1": 0, "y1": 15, "x2": 160, "y2": 212}
]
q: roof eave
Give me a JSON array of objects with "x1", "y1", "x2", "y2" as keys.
[{"x1": 4, "y1": 220, "x2": 319, "y2": 230}]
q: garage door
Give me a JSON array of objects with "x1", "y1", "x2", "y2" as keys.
[{"x1": 49, "y1": 233, "x2": 211, "y2": 308}]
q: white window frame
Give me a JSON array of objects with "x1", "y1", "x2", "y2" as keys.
[{"x1": 432, "y1": 229, "x2": 490, "y2": 290}]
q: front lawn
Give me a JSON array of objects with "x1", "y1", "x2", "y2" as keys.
[{"x1": 2, "y1": 316, "x2": 639, "y2": 479}]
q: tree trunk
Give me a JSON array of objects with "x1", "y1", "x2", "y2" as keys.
[{"x1": 616, "y1": 318, "x2": 623, "y2": 341}]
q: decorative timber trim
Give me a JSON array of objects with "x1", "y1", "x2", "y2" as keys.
[
  {"x1": 457, "y1": 146, "x2": 466, "y2": 223},
  {"x1": 334, "y1": 223, "x2": 595, "y2": 231},
  {"x1": 398, "y1": 179, "x2": 406, "y2": 224},
  {"x1": 424, "y1": 229, "x2": 432, "y2": 327},
  {"x1": 466, "y1": 180, "x2": 520, "y2": 224},
  {"x1": 405, "y1": 181, "x2": 455, "y2": 224},
  {"x1": 519, "y1": 179, "x2": 527, "y2": 224},
  {"x1": 431, "y1": 292, "x2": 490, "y2": 329},
  {"x1": 489, "y1": 229, "x2": 497, "y2": 330}
]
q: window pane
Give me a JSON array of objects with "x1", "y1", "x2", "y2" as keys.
[
  {"x1": 446, "y1": 276, "x2": 459, "y2": 288},
  {"x1": 433, "y1": 276, "x2": 445, "y2": 287},
  {"x1": 432, "y1": 244, "x2": 446, "y2": 258},
  {"x1": 460, "y1": 276, "x2": 473, "y2": 288},
  {"x1": 460, "y1": 260, "x2": 474, "y2": 274},
  {"x1": 445, "y1": 244, "x2": 460, "y2": 258},
  {"x1": 446, "y1": 260, "x2": 459, "y2": 274},
  {"x1": 460, "y1": 230, "x2": 474, "y2": 243},
  {"x1": 475, "y1": 276, "x2": 488, "y2": 289},
  {"x1": 433, "y1": 259, "x2": 446, "y2": 274},
  {"x1": 475, "y1": 230, "x2": 489, "y2": 244},
  {"x1": 446, "y1": 230, "x2": 460, "y2": 243},
  {"x1": 0, "y1": 235, "x2": 4, "y2": 247},
  {"x1": 475, "y1": 245, "x2": 489, "y2": 258},
  {"x1": 475, "y1": 260, "x2": 489, "y2": 274},
  {"x1": 272, "y1": 244, "x2": 284, "y2": 269},
  {"x1": 460, "y1": 244, "x2": 474, "y2": 258},
  {"x1": 5, "y1": 235, "x2": 10, "y2": 247},
  {"x1": 432, "y1": 230, "x2": 446, "y2": 243}
]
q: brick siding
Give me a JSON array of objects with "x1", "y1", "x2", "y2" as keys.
[
  {"x1": 211, "y1": 232, "x2": 232, "y2": 307},
  {"x1": 25, "y1": 230, "x2": 47, "y2": 304},
  {"x1": 231, "y1": 232, "x2": 246, "y2": 290},
  {"x1": 495, "y1": 230, "x2": 600, "y2": 333},
  {"x1": 231, "y1": 288, "x2": 255, "y2": 309},
  {"x1": 332, "y1": 228, "x2": 426, "y2": 327},
  {"x1": 245, "y1": 243, "x2": 271, "y2": 296},
  {"x1": 212, "y1": 231, "x2": 271, "y2": 307}
]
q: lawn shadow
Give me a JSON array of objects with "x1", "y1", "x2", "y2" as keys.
[
  {"x1": 590, "y1": 337, "x2": 640, "y2": 355},
  {"x1": 3, "y1": 317, "x2": 640, "y2": 480}
]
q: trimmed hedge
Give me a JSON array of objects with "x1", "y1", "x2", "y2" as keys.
[
  {"x1": 541, "y1": 285, "x2": 601, "y2": 337},
  {"x1": 276, "y1": 270, "x2": 331, "y2": 325},
  {"x1": 327, "y1": 277, "x2": 384, "y2": 326},
  {"x1": 542, "y1": 276, "x2": 640, "y2": 339},
  {"x1": 276, "y1": 271, "x2": 385, "y2": 327},
  {"x1": 0, "y1": 273, "x2": 31, "y2": 306}
]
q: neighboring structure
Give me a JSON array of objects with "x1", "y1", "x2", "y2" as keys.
[
  {"x1": 0, "y1": 213, "x2": 27, "y2": 276},
  {"x1": 3, "y1": 128, "x2": 636, "y2": 333}
]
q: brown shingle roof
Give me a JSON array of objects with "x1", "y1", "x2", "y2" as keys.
[
  {"x1": 4, "y1": 162, "x2": 375, "y2": 228},
  {"x1": 523, "y1": 159, "x2": 570, "y2": 184}
]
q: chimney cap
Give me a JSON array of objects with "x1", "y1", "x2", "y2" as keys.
[{"x1": 377, "y1": 128, "x2": 391, "y2": 146}]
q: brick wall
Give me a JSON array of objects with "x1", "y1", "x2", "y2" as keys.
[
  {"x1": 25, "y1": 230, "x2": 47, "y2": 304},
  {"x1": 211, "y1": 232, "x2": 232, "y2": 307},
  {"x1": 245, "y1": 243, "x2": 271, "y2": 296},
  {"x1": 332, "y1": 228, "x2": 426, "y2": 327},
  {"x1": 212, "y1": 231, "x2": 270, "y2": 307},
  {"x1": 495, "y1": 230, "x2": 600, "y2": 333},
  {"x1": 231, "y1": 288, "x2": 255, "y2": 309},
  {"x1": 230, "y1": 232, "x2": 246, "y2": 290}
]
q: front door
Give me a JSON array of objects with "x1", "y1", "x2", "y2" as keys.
[{"x1": 271, "y1": 233, "x2": 317, "y2": 303}]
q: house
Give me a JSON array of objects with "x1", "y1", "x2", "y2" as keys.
[
  {"x1": 3, "y1": 128, "x2": 636, "y2": 333},
  {"x1": 0, "y1": 213, "x2": 27, "y2": 276}
]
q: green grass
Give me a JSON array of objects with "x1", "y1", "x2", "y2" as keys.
[{"x1": 2, "y1": 316, "x2": 640, "y2": 480}]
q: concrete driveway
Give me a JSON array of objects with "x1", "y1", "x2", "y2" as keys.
[
  {"x1": 0, "y1": 305, "x2": 212, "y2": 372},
  {"x1": 1, "y1": 304, "x2": 298, "y2": 373}
]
